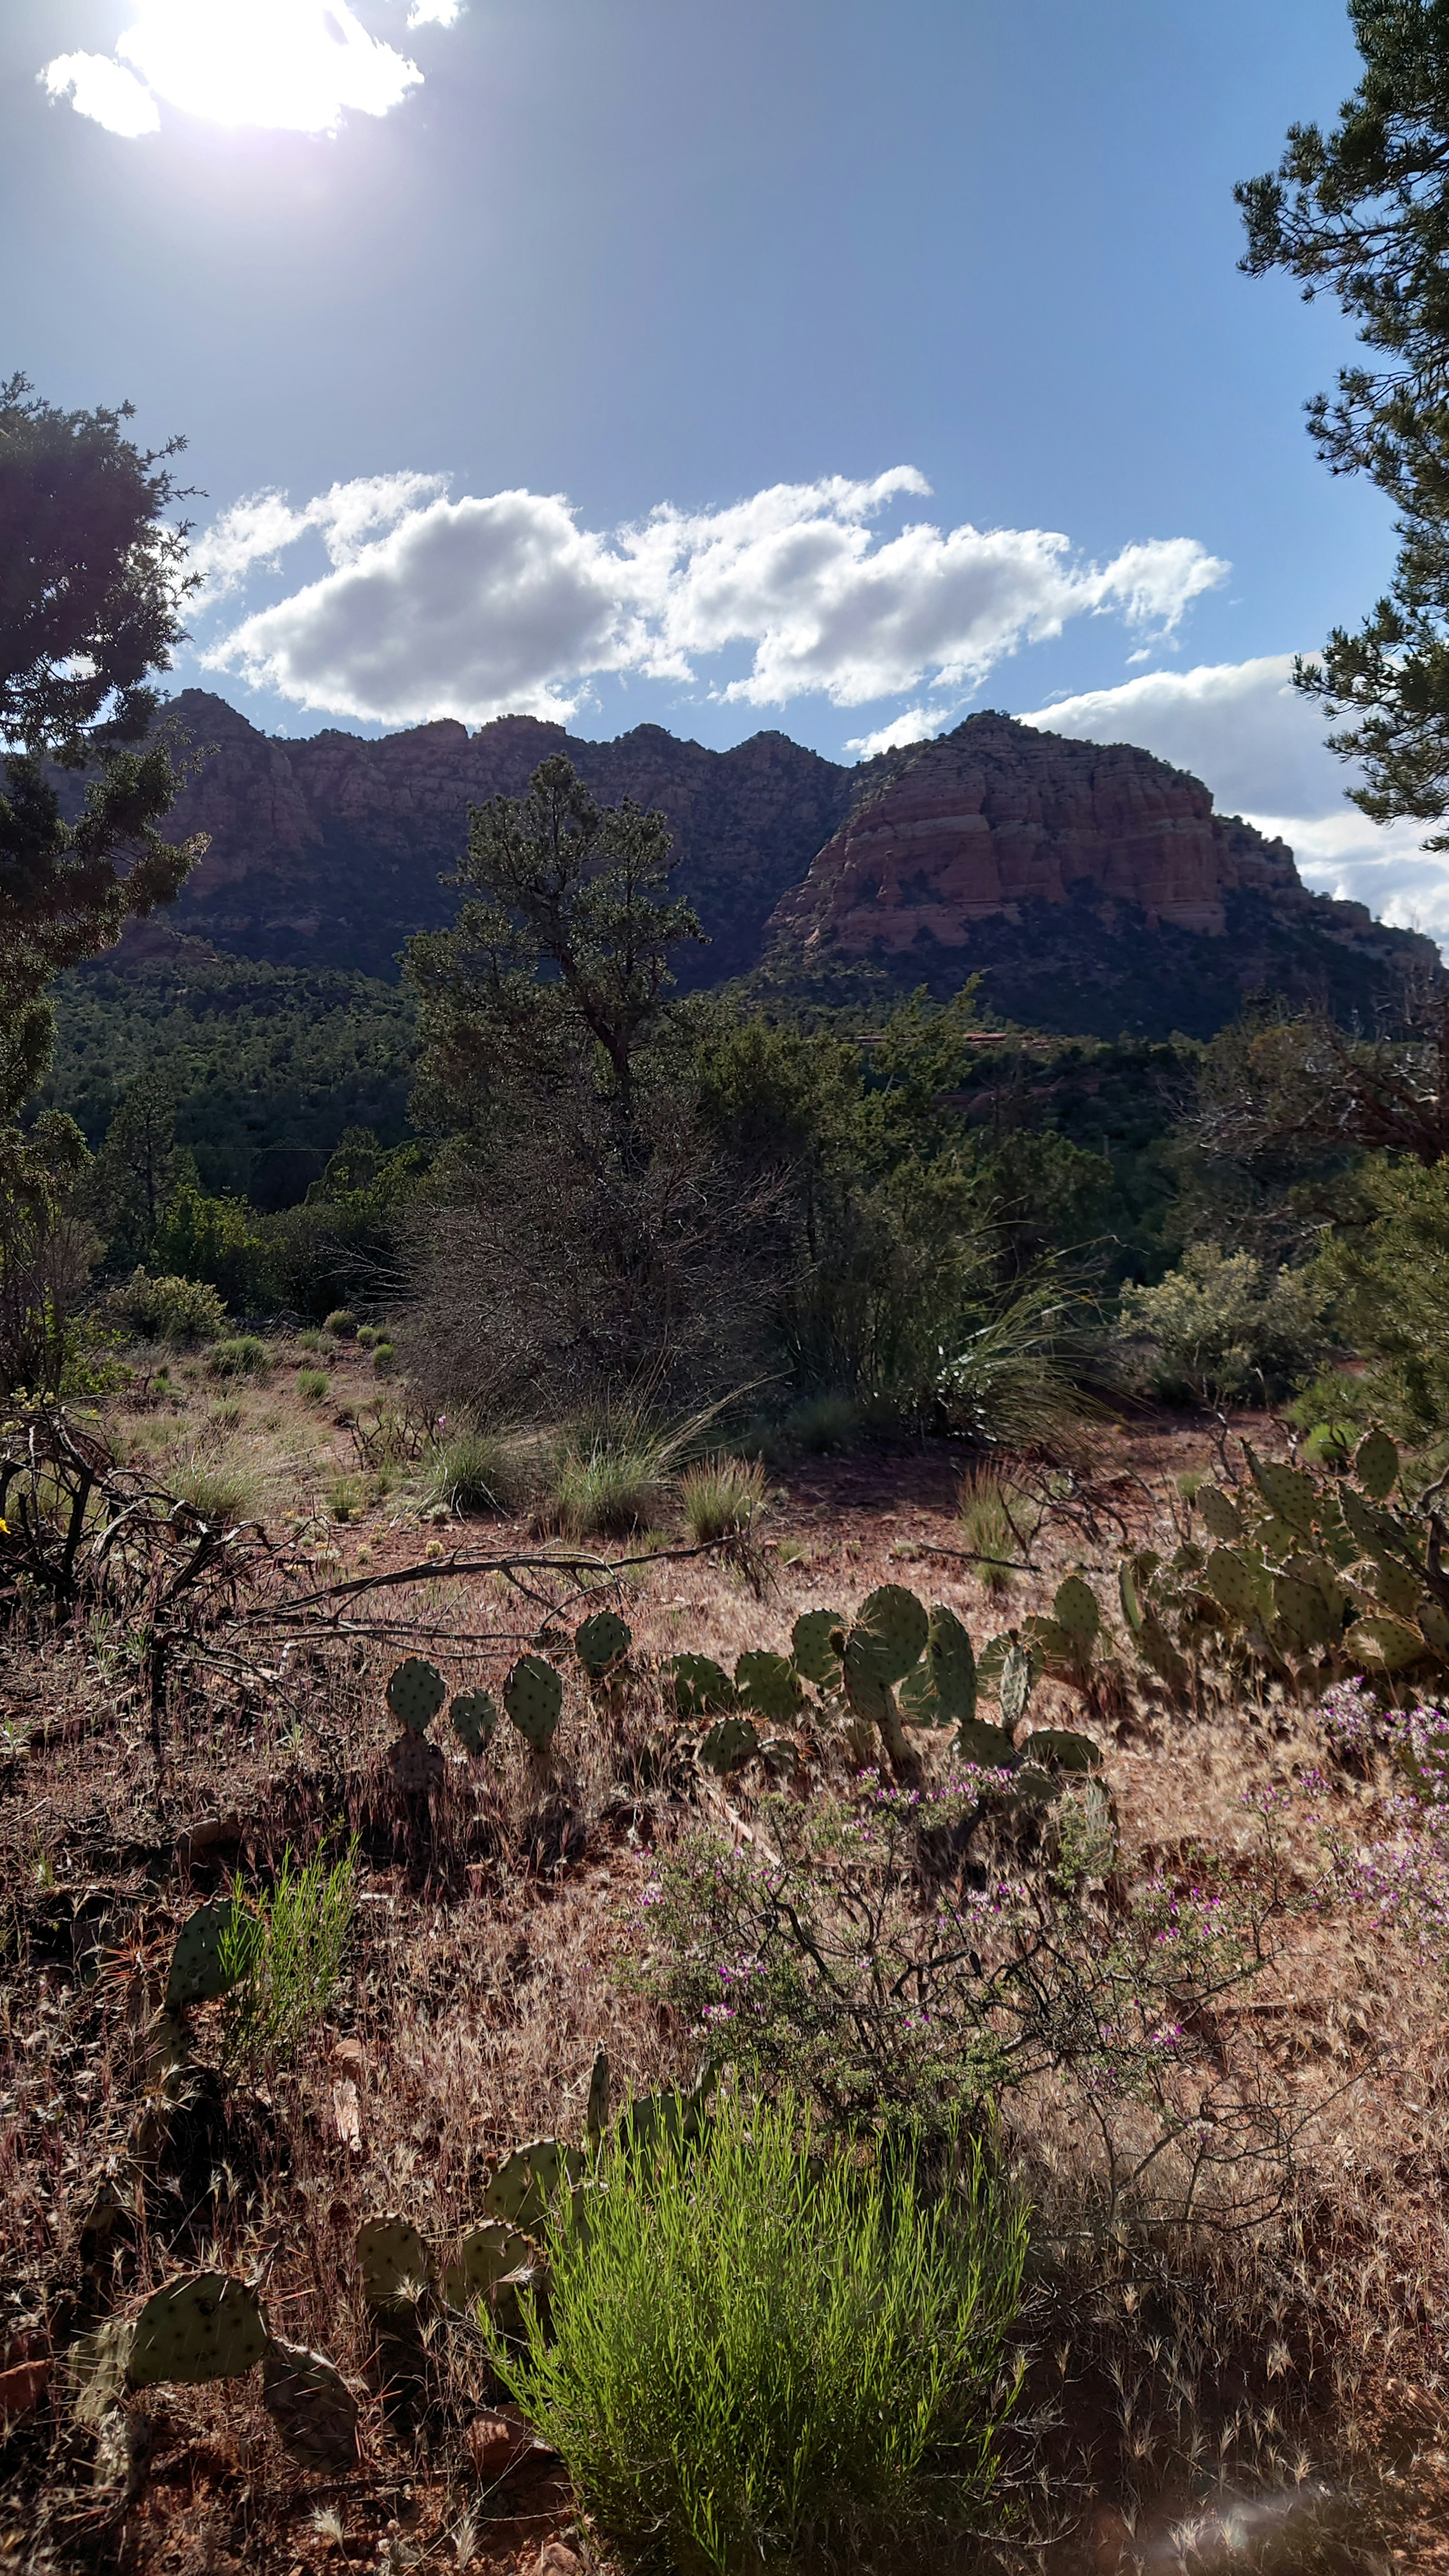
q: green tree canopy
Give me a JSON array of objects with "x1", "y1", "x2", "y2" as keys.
[
  {"x1": 1238, "y1": 2, "x2": 1449, "y2": 834},
  {"x1": 0, "y1": 374, "x2": 204, "y2": 1118}
]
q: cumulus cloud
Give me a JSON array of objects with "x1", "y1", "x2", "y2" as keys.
[
  {"x1": 1020, "y1": 655, "x2": 1449, "y2": 942},
  {"x1": 40, "y1": 1, "x2": 458, "y2": 138},
  {"x1": 197, "y1": 465, "x2": 1227, "y2": 728}
]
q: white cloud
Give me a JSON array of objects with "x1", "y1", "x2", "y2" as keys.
[
  {"x1": 42, "y1": 52, "x2": 160, "y2": 136},
  {"x1": 40, "y1": 1, "x2": 460, "y2": 138},
  {"x1": 844, "y1": 707, "x2": 946, "y2": 759},
  {"x1": 1020, "y1": 655, "x2": 1449, "y2": 943},
  {"x1": 197, "y1": 465, "x2": 1227, "y2": 729}
]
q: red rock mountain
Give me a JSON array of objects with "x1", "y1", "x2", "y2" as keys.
[{"x1": 110, "y1": 694, "x2": 1436, "y2": 1037}]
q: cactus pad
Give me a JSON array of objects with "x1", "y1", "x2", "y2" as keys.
[
  {"x1": 441, "y1": 2221, "x2": 535, "y2": 2311},
  {"x1": 699, "y1": 1714, "x2": 761, "y2": 1773},
  {"x1": 127, "y1": 2273, "x2": 269, "y2": 2389},
  {"x1": 760, "y1": 1736, "x2": 800, "y2": 1772},
  {"x1": 1206, "y1": 1547, "x2": 1264, "y2": 1621},
  {"x1": 1245, "y1": 1450, "x2": 1317, "y2": 1540},
  {"x1": 1020, "y1": 1728, "x2": 1102, "y2": 1772},
  {"x1": 1272, "y1": 1572, "x2": 1336, "y2": 1651},
  {"x1": 998, "y1": 1642, "x2": 1037, "y2": 1734},
  {"x1": 483, "y1": 2139, "x2": 585, "y2": 2231},
  {"x1": 954, "y1": 1719, "x2": 1016, "y2": 1770},
  {"x1": 1355, "y1": 1429, "x2": 1400, "y2": 1501},
  {"x1": 261, "y1": 2340, "x2": 360, "y2": 2468},
  {"x1": 386, "y1": 1657, "x2": 447, "y2": 1734},
  {"x1": 849, "y1": 1584, "x2": 929, "y2": 1684},
  {"x1": 1345, "y1": 1613, "x2": 1427, "y2": 1673},
  {"x1": 357, "y1": 2215, "x2": 434, "y2": 2309},
  {"x1": 1372, "y1": 1557, "x2": 1422, "y2": 1621},
  {"x1": 734, "y1": 1649, "x2": 804, "y2": 1719},
  {"x1": 388, "y1": 1734, "x2": 445, "y2": 1795},
  {"x1": 1052, "y1": 1575, "x2": 1100, "y2": 1641},
  {"x1": 672, "y1": 1653, "x2": 737, "y2": 1718},
  {"x1": 1198, "y1": 1485, "x2": 1244, "y2": 1542},
  {"x1": 451, "y1": 1690, "x2": 498, "y2": 1755},
  {"x1": 165, "y1": 1898, "x2": 260, "y2": 2010},
  {"x1": 790, "y1": 1609, "x2": 844, "y2": 1687},
  {"x1": 900, "y1": 1604, "x2": 976, "y2": 1728},
  {"x1": 575, "y1": 1610, "x2": 631, "y2": 1676},
  {"x1": 840, "y1": 1642, "x2": 895, "y2": 1729},
  {"x1": 504, "y1": 1654, "x2": 563, "y2": 1750}
]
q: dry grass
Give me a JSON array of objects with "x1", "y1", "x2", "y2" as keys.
[{"x1": 1, "y1": 1390, "x2": 1447, "y2": 2571}]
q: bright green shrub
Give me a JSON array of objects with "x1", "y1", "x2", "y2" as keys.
[
  {"x1": 209, "y1": 1336, "x2": 269, "y2": 1379},
  {"x1": 323, "y1": 1308, "x2": 358, "y2": 1340},
  {"x1": 1118, "y1": 1241, "x2": 1330, "y2": 1404},
  {"x1": 492, "y1": 2092, "x2": 1026, "y2": 2573},
  {"x1": 1320, "y1": 1153, "x2": 1449, "y2": 1439},
  {"x1": 106, "y1": 1269, "x2": 229, "y2": 1347},
  {"x1": 296, "y1": 1367, "x2": 330, "y2": 1402}
]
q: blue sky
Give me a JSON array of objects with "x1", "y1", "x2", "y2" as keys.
[{"x1": 7, "y1": 0, "x2": 1445, "y2": 936}]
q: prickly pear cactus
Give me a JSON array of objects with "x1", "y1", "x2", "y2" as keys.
[
  {"x1": 261, "y1": 2340, "x2": 360, "y2": 2468},
  {"x1": 441, "y1": 2220, "x2": 535, "y2": 2311},
  {"x1": 386, "y1": 1657, "x2": 447, "y2": 1735},
  {"x1": 483, "y1": 2139, "x2": 585, "y2": 2232},
  {"x1": 790, "y1": 1609, "x2": 844, "y2": 1688},
  {"x1": 734, "y1": 1649, "x2": 804, "y2": 1719},
  {"x1": 575, "y1": 1610, "x2": 631, "y2": 1676},
  {"x1": 848, "y1": 1584, "x2": 929, "y2": 1685},
  {"x1": 357, "y1": 2215, "x2": 434, "y2": 2309},
  {"x1": 586, "y1": 2045, "x2": 611, "y2": 2143},
  {"x1": 504, "y1": 1654, "x2": 563, "y2": 1750},
  {"x1": 954, "y1": 1718, "x2": 1017, "y2": 1769},
  {"x1": 1198, "y1": 1484, "x2": 1244, "y2": 1542},
  {"x1": 700, "y1": 1714, "x2": 761, "y2": 1773},
  {"x1": 126, "y1": 2274, "x2": 270, "y2": 2389},
  {"x1": 1355, "y1": 1428, "x2": 1400, "y2": 1501},
  {"x1": 672, "y1": 1653, "x2": 737, "y2": 1718},
  {"x1": 1020, "y1": 1727, "x2": 1102, "y2": 1772},
  {"x1": 388, "y1": 1734, "x2": 445, "y2": 1795},
  {"x1": 998, "y1": 1642, "x2": 1037, "y2": 1735},
  {"x1": 450, "y1": 1689, "x2": 498, "y2": 1755},
  {"x1": 165, "y1": 1899, "x2": 261, "y2": 2010}
]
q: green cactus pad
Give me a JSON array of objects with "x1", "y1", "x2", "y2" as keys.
[
  {"x1": 1020, "y1": 1728, "x2": 1102, "y2": 1772},
  {"x1": 1118, "y1": 1563, "x2": 1144, "y2": 1635},
  {"x1": 1245, "y1": 1449, "x2": 1317, "y2": 1540},
  {"x1": 386, "y1": 1657, "x2": 447, "y2": 1735},
  {"x1": 790, "y1": 1609, "x2": 844, "y2": 1687},
  {"x1": 954, "y1": 1720, "x2": 1017, "y2": 1770},
  {"x1": 1345, "y1": 1613, "x2": 1427, "y2": 1674},
  {"x1": 1198, "y1": 1485, "x2": 1244, "y2": 1542},
  {"x1": 504, "y1": 1654, "x2": 563, "y2": 1750},
  {"x1": 1371, "y1": 1557, "x2": 1422, "y2": 1621},
  {"x1": 1139, "y1": 1609, "x2": 1192, "y2": 1696},
  {"x1": 619, "y1": 2081, "x2": 710, "y2": 2156},
  {"x1": 1205, "y1": 1547, "x2": 1264, "y2": 1621},
  {"x1": 450, "y1": 1690, "x2": 498, "y2": 1755},
  {"x1": 1272, "y1": 1572, "x2": 1336, "y2": 1651},
  {"x1": 73, "y1": 2318, "x2": 137, "y2": 2428},
  {"x1": 261, "y1": 2340, "x2": 360, "y2": 2469},
  {"x1": 1052, "y1": 1575, "x2": 1100, "y2": 1641},
  {"x1": 760, "y1": 1736, "x2": 800, "y2": 1772},
  {"x1": 672, "y1": 1653, "x2": 737, "y2": 1719},
  {"x1": 905, "y1": 1604, "x2": 977, "y2": 1727},
  {"x1": 1354, "y1": 1428, "x2": 1400, "y2": 1501},
  {"x1": 483, "y1": 2139, "x2": 585, "y2": 2232},
  {"x1": 441, "y1": 2221, "x2": 535, "y2": 2311},
  {"x1": 165, "y1": 1898, "x2": 261, "y2": 2011},
  {"x1": 127, "y1": 2273, "x2": 269, "y2": 2389},
  {"x1": 840, "y1": 1641, "x2": 896, "y2": 1729},
  {"x1": 1008, "y1": 1766, "x2": 1060, "y2": 1807},
  {"x1": 1418, "y1": 1595, "x2": 1449, "y2": 1654},
  {"x1": 1340, "y1": 1485, "x2": 1407, "y2": 1562},
  {"x1": 357, "y1": 2216, "x2": 434, "y2": 2309},
  {"x1": 700, "y1": 1714, "x2": 761, "y2": 1773},
  {"x1": 849, "y1": 1584, "x2": 929, "y2": 1685},
  {"x1": 998, "y1": 1641, "x2": 1037, "y2": 1734},
  {"x1": 734, "y1": 1649, "x2": 804, "y2": 1719},
  {"x1": 586, "y1": 2045, "x2": 611, "y2": 2142},
  {"x1": 575, "y1": 1610, "x2": 632, "y2": 1676}
]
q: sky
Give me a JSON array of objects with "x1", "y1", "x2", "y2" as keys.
[{"x1": 6, "y1": 0, "x2": 1444, "y2": 940}]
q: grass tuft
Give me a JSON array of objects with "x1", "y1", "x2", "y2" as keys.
[
  {"x1": 678, "y1": 1452, "x2": 766, "y2": 1544},
  {"x1": 957, "y1": 1465, "x2": 1038, "y2": 1593},
  {"x1": 208, "y1": 1335, "x2": 269, "y2": 1380},
  {"x1": 424, "y1": 1426, "x2": 540, "y2": 1518},
  {"x1": 219, "y1": 1836, "x2": 358, "y2": 2079}
]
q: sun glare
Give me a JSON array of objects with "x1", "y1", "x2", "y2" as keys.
[{"x1": 44, "y1": 1, "x2": 431, "y2": 137}]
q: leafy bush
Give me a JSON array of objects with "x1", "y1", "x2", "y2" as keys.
[
  {"x1": 208, "y1": 1335, "x2": 269, "y2": 1380},
  {"x1": 106, "y1": 1268, "x2": 229, "y2": 1346},
  {"x1": 1118, "y1": 1241, "x2": 1330, "y2": 1404},
  {"x1": 492, "y1": 2092, "x2": 1027, "y2": 2573},
  {"x1": 678, "y1": 1452, "x2": 766, "y2": 1543},
  {"x1": 1320, "y1": 1153, "x2": 1449, "y2": 1439},
  {"x1": 371, "y1": 1341, "x2": 396, "y2": 1376},
  {"x1": 219, "y1": 1838, "x2": 358, "y2": 2078},
  {"x1": 296, "y1": 1367, "x2": 330, "y2": 1402},
  {"x1": 323, "y1": 1307, "x2": 358, "y2": 1339}
]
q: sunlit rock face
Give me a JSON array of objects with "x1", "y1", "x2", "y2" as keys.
[
  {"x1": 107, "y1": 694, "x2": 1437, "y2": 1035},
  {"x1": 766, "y1": 711, "x2": 1305, "y2": 952}
]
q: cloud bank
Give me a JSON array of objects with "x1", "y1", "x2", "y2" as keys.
[
  {"x1": 1020, "y1": 657, "x2": 1449, "y2": 941},
  {"x1": 195, "y1": 465, "x2": 1226, "y2": 728},
  {"x1": 41, "y1": 1, "x2": 460, "y2": 138}
]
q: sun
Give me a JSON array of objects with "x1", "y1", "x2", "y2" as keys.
[{"x1": 44, "y1": 0, "x2": 433, "y2": 138}]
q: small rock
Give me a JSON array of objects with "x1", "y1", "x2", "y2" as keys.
[
  {"x1": 534, "y1": 2547, "x2": 582, "y2": 2576},
  {"x1": 466, "y1": 2410, "x2": 514, "y2": 2478}
]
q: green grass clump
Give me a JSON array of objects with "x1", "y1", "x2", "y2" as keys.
[
  {"x1": 220, "y1": 1837, "x2": 358, "y2": 2079},
  {"x1": 323, "y1": 1308, "x2": 358, "y2": 1340},
  {"x1": 493, "y1": 2092, "x2": 1026, "y2": 2574},
  {"x1": 165, "y1": 1459, "x2": 263, "y2": 1525},
  {"x1": 371, "y1": 1342, "x2": 396, "y2": 1376},
  {"x1": 296, "y1": 1368, "x2": 331, "y2": 1402},
  {"x1": 957, "y1": 1466, "x2": 1037, "y2": 1595},
  {"x1": 679, "y1": 1452, "x2": 766, "y2": 1544},
  {"x1": 208, "y1": 1335, "x2": 269, "y2": 1380},
  {"x1": 780, "y1": 1391, "x2": 861, "y2": 1455},
  {"x1": 425, "y1": 1427, "x2": 538, "y2": 1518}
]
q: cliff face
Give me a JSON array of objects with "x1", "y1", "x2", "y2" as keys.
[
  {"x1": 143, "y1": 693, "x2": 855, "y2": 984},
  {"x1": 103, "y1": 693, "x2": 1437, "y2": 1038}
]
